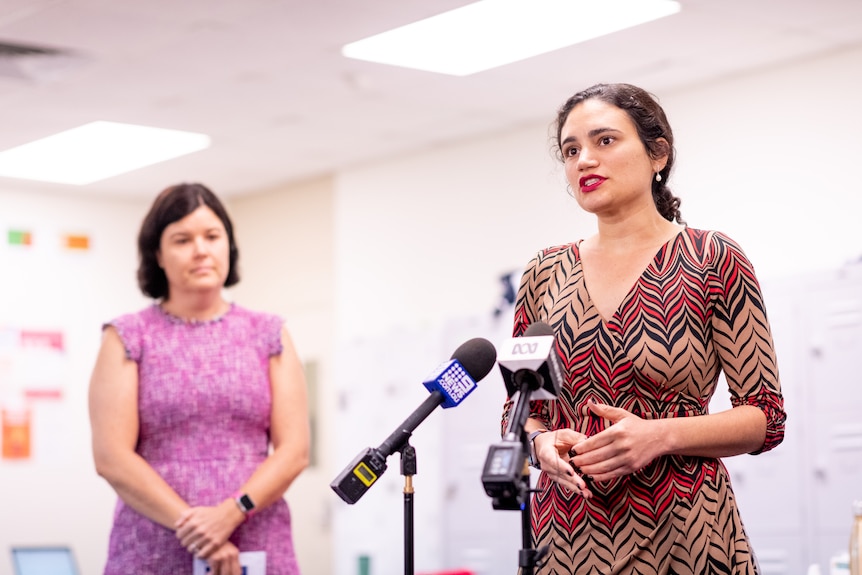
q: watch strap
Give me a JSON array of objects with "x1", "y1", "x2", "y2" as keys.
[
  {"x1": 528, "y1": 429, "x2": 548, "y2": 469},
  {"x1": 232, "y1": 491, "x2": 256, "y2": 519}
]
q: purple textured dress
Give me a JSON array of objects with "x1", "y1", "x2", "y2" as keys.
[{"x1": 103, "y1": 303, "x2": 300, "y2": 575}]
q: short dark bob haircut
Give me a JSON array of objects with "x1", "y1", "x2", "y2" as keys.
[{"x1": 137, "y1": 182, "x2": 240, "y2": 299}]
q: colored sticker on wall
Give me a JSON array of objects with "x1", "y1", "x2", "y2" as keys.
[
  {"x1": 7, "y1": 229, "x2": 32, "y2": 246},
  {"x1": 1, "y1": 409, "x2": 32, "y2": 460},
  {"x1": 63, "y1": 234, "x2": 90, "y2": 250},
  {"x1": 24, "y1": 389, "x2": 64, "y2": 400},
  {"x1": 20, "y1": 330, "x2": 64, "y2": 352}
]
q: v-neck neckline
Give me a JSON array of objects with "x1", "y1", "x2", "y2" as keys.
[{"x1": 574, "y1": 228, "x2": 685, "y2": 328}]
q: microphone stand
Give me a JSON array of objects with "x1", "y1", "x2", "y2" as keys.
[
  {"x1": 373, "y1": 420, "x2": 422, "y2": 575},
  {"x1": 491, "y1": 376, "x2": 548, "y2": 575},
  {"x1": 511, "y1": 379, "x2": 549, "y2": 575},
  {"x1": 519, "y1": 464, "x2": 538, "y2": 575},
  {"x1": 400, "y1": 442, "x2": 417, "y2": 575},
  {"x1": 517, "y1": 468, "x2": 549, "y2": 574}
]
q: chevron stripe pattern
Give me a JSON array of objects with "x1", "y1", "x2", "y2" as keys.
[{"x1": 501, "y1": 228, "x2": 785, "y2": 574}]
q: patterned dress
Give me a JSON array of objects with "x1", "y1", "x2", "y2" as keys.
[
  {"x1": 502, "y1": 228, "x2": 786, "y2": 575},
  {"x1": 103, "y1": 303, "x2": 301, "y2": 575}
]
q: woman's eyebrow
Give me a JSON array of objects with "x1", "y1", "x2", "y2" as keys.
[
  {"x1": 562, "y1": 127, "x2": 620, "y2": 146},
  {"x1": 588, "y1": 127, "x2": 620, "y2": 137}
]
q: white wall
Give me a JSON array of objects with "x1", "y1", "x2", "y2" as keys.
[{"x1": 0, "y1": 188, "x2": 149, "y2": 575}]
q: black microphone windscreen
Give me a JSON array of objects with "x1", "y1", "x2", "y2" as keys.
[
  {"x1": 523, "y1": 321, "x2": 554, "y2": 337},
  {"x1": 450, "y1": 337, "x2": 497, "y2": 381}
]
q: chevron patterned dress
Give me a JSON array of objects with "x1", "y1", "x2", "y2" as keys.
[{"x1": 502, "y1": 228, "x2": 786, "y2": 575}]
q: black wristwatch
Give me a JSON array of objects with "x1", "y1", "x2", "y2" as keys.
[
  {"x1": 234, "y1": 491, "x2": 256, "y2": 517},
  {"x1": 528, "y1": 429, "x2": 548, "y2": 469}
]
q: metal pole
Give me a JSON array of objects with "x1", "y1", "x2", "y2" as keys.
[{"x1": 401, "y1": 444, "x2": 417, "y2": 575}]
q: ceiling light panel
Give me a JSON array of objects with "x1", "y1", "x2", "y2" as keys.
[
  {"x1": 343, "y1": 0, "x2": 681, "y2": 76},
  {"x1": 0, "y1": 121, "x2": 211, "y2": 185}
]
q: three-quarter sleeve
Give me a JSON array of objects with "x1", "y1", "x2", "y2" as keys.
[{"x1": 707, "y1": 232, "x2": 786, "y2": 454}]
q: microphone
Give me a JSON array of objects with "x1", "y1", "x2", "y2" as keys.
[
  {"x1": 482, "y1": 321, "x2": 563, "y2": 509},
  {"x1": 497, "y1": 321, "x2": 563, "y2": 431},
  {"x1": 331, "y1": 337, "x2": 497, "y2": 505}
]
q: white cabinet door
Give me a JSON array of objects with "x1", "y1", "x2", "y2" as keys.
[{"x1": 802, "y1": 268, "x2": 862, "y2": 568}]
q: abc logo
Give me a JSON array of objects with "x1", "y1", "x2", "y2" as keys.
[{"x1": 510, "y1": 342, "x2": 539, "y2": 354}]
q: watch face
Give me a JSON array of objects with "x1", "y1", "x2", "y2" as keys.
[{"x1": 238, "y1": 493, "x2": 255, "y2": 512}]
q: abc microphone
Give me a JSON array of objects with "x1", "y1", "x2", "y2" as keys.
[
  {"x1": 482, "y1": 321, "x2": 563, "y2": 509},
  {"x1": 498, "y1": 321, "x2": 563, "y2": 420},
  {"x1": 331, "y1": 337, "x2": 497, "y2": 505}
]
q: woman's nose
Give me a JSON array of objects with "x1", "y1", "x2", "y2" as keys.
[
  {"x1": 192, "y1": 236, "x2": 208, "y2": 254},
  {"x1": 577, "y1": 147, "x2": 597, "y2": 170}
]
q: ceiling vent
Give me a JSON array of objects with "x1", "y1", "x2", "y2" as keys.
[{"x1": 0, "y1": 39, "x2": 87, "y2": 83}]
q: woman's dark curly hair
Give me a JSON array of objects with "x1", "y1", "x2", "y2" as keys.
[
  {"x1": 137, "y1": 182, "x2": 240, "y2": 299},
  {"x1": 553, "y1": 83, "x2": 684, "y2": 224}
]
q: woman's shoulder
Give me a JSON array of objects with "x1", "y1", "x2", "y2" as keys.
[
  {"x1": 677, "y1": 227, "x2": 746, "y2": 257},
  {"x1": 540, "y1": 242, "x2": 578, "y2": 257},
  {"x1": 531, "y1": 242, "x2": 578, "y2": 267},
  {"x1": 674, "y1": 228, "x2": 759, "y2": 284},
  {"x1": 106, "y1": 304, "x2": 160, "y2": 331},
  {"x1": 228, "y1": 304, "x2": 285, "y2": 356},
  {"x1": 680, "y1": 226, "x2": 742, "y2": 244},
  {"x1": 103, "y1": 305, "x2": 161, "y2": 360},
  {"x1": 517, "y1": 243, "x2": 580, "y2": 294},
  {"x1": 230, "y1": 303, "x2": 281, "y2": 321},
  {"x1": 229, "y1": 304, "x2": 284, "y2": 331}
]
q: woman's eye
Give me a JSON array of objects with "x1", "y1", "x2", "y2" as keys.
[
  {"x1": 565, "y1": 147, "x2": 579, "y2": 157},
  {"x1": 600, "y1": 136, "x2": 614, "y2": 145}
]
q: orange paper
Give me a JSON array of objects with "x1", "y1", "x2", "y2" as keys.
[
  {"x1": 1, "y1": 409, "x2": 32, "y2": 460},
  {"x1": 64, "y1": 234, "x2": 90, "y2": 250}
]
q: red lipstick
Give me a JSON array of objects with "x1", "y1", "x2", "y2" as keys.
[{"x1": 579, "y1": 175, "x2": 606, "y2": 193}]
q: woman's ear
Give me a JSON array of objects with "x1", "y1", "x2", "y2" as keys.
[{"x1": 652, "y1": 137, "x2": 670, "y2": 170}]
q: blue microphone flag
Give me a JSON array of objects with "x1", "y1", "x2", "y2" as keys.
[{"x1": 422, "y1": 359, "x2": 478, "y2": 408}]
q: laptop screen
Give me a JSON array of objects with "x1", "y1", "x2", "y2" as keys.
[{"x1": 11, "y1": 546, "x2": 79, "y2": 575}]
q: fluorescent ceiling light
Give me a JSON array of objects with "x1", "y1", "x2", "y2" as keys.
[
  {"x1": 0, "y1": 121, "x2": 211, "y2": 185},
  {"x1": 343, "y1": 0, "x2": 680, "y2": 76}
]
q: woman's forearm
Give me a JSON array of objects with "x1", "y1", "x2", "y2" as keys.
[
  {"x1": 659, "y1": 405, "x2": 767, "y2": 458},
  {"x1": 95, "y1": 448, "x2": 189, "y2": 529}
]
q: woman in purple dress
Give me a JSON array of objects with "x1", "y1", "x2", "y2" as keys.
[{"x1": 89, "y1": 183, "x2": 309, "y2": 575}]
